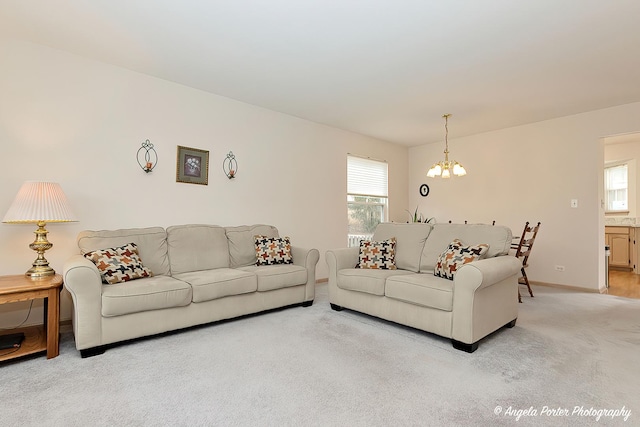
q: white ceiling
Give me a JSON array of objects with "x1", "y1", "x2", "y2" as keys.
[{"x1": 1, "y1": 0, "x2": 639, "y2": 146}]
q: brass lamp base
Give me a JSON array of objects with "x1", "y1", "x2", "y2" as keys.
[
  {"x1": 25, "y1": 221, "x2": 56, "y2": 279},
  {"x1": 26, "y1": 264, "x2": 56, "y2": 278}
]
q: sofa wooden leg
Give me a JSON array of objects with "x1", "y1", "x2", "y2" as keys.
[
  {"x1": 451, "y1": 339, "x2": 479, "y2": 353},
  {"x1": 80, "y1": 346, "x2": 106, "y2": 358},
  {"x1": 301, "y1": 300, "x2": 313, "y2": 307},
  {"x1": 330, "y1": 303, "x2": 343, "y2": 311},
  {"x1": 505, "y1": 318, "x2": 517, "y2": 328}
]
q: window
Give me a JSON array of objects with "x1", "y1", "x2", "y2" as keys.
[
  {"x1": 347, "y1": 155, "x2": 388, "y2": 247},
  {"x1": 605, "y1": 163, "x2": 628, "y2": 212}
]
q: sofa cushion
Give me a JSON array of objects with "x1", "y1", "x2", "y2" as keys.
[
  {"x1": 173, "y1": 268, "x2": 257, "y2": 303},
  {"x1": 356, "y1": 238, "x2": 397, "y2": 270},
  {"x1": 78, "y1": 227, "x2": 170, "y2": 276},
  {"x1": 385, "y1": 274, "x2": 454, "y2": 311},
  {"x1": 373, "y1": 223, "x2": 433, "y2": 272},
  {"x1": 337, "y1": 269, "x2": 413, "y2": 296},
  {"x1": 226, "y1": 225, "x2": 279, "y2": 268},
  {"x1": 84, "y1": 242, "x2": 153, "y2": 284},
  {"x1": 434, "y1": 239, "x2": 489, "y2": 280},
  {"x1": 239, "y1": 264, "x2": 308, "y2": 291},
  {"x1": 101, "y1": 275, "x2": 192, "y2": 317},
  {"x1": 255, "y1": 235, "x2": 293, "y2": 266},
  {"x1": 420, "y1": 224, "x2": 512, "y2": 272},
  {"x1": 166, "y1": 224, "x2": 230, "y2": 274}
]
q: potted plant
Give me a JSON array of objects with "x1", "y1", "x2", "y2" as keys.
[{"x1": 405, "y1": 207, "x2": 435, "y2": 224}]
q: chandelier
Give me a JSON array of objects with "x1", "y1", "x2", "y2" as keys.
[{"x1": 426, "y1": 114, "x2": 467, "y2": 178}]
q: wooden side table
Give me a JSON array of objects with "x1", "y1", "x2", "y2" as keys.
[{"x1": 0, "y1": 274, "x2": 63, "y2": 361}]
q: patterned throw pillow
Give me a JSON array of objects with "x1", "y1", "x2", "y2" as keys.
[
  {"x1": 356, "y1": 238, "x2": 397, "y2": 269},
  {"x1": 434, "y1": 239, "x2": 489, "y2": 280},
  {"x1": 255, "y1": 235, "x2": 293, "y2": 266},
  {"x1": 84, "y1": 242, "x2": 153, "y2": 284}
]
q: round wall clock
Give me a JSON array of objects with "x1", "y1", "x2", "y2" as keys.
[{"x1": 419, "y1": 184, "x2": 430, "y2": 197}]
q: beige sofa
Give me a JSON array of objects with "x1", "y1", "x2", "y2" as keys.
[
  {"x1": 326, "y1": 223, "x2": 522, "y2": 352},
  {"x1": 63, "y1": 224, "x2": 319, "y2": 357}
]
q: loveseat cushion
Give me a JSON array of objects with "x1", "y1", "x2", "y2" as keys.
[
  {"x1": 356, "y1": 238, "x2": 397, "y2": 269},
  {"x1": 167, "y1": 224, "x2": 230, "y2": 274},
  {"x1": 373, "y1": 223, "x2": 433, "y2": 272},
  {"x1": 385, "y1": 274, "x2": 454, "y2": 311},
  {"x1": 254, "y1": 235, "x2": 293, "y2": 266},
  {"x1": 101, "y1": 275, "x2": 192, "y2": 317},
  {"x1": 434, "y1": 239, "x2": 489, "y2": 280},
  {"x1": 84, "y1": 242, "x2": 153, "y2": 284},
  {"x1": 238, "y1": 264, "x2": 308, "y2": 291},
  {"x1": 78, "y1": 227, "x2": 170, "y2": 276},
  {"x1": 172, "y1": 268, "x2": 257, "y2": 302},
  {"x1": 226, "y1": 225, "x2": 279, "y2": 268},
  {"x1": 337, "y1": 269, "x2": 413, "y2": 296},
  {"x1": 420, "y1": 224, "x2": 512, "y2": 272}
]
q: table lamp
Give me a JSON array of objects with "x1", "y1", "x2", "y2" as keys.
[{"x1": 2, "y1": 181, "x2": 77, "y2": 278}]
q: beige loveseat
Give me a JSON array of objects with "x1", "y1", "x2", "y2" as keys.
[
  {"x1": 63, "y1": 224, "x2": 319, "y2": 357},
  {"x1": 326, "y1": 223, "x2": 522, "y2": 352}
]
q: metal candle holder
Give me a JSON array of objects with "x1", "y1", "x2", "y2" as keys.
[
  {"x1": 223, "y1": 151, "x2": 238, "y2": 179},
  {"x1": 137, "y1": 139, "x2": 158, "y2": 173}
]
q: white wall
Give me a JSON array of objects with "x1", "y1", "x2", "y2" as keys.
[
  {"x1": 0, "y1": 40, "x2": 408, "y2": 326},
  {"x1": 409, "y1": 103, "x2": 640, "y2": 292}
]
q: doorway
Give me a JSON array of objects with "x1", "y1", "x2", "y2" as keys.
[{"x1": 604, "y1": 132, "x2": 640, "y2": 300}]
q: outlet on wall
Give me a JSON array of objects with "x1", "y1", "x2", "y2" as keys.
[{"x1": 555, "y1": 265, "x2": 565, "y2": 272}]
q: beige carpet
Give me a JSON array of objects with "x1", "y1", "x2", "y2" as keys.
[{"x1": 1, "y1": 283, "x2": 638, "y2": 426}]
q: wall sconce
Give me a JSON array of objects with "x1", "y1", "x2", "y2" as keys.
[
  {"x1": 223, "y1": 151, "x2": 238, "y2": 179},
  {"x1": 137, "y1": 139, "x2": 158, "y2": 173}
]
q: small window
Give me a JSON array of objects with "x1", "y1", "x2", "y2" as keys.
[
  {"x1": 605, "y1": 163, "x2": 628, "y2": 212},
  {"x1": 347, "y1": 155, "x2": 388, "y2": 247}
]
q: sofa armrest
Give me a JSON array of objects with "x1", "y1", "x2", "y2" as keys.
[
  {"x1": 325, "y1": 247, "x2": 359, "y2": 303},
  {"x1": 455, "y1": 256, "x2": 522, "y2": 293},
  {"x1": 325, "y1": 247, "x2": 359, "y2": 275},
  {"x1": 63, "y1": 255, "x2": 104, "y2": 350},
  {"x1": 450, "y1": 255, "x2": 522, "y2": 344},
  {"x1": 292, "y1": 246, "x2": 320, "y2": 301}
]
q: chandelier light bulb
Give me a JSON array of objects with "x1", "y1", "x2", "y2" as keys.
[{"x1": 453, "y1": 163, "x2": 466, "y2": 176}]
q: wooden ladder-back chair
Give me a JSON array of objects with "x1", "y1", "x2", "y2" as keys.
[{"x1": 511, "y1": 222, "x2": 541, "y2": 303}]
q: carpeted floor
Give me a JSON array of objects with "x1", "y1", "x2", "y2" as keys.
[{"x1": 1, "y1": 283, "x2": 638, "y2": 426}]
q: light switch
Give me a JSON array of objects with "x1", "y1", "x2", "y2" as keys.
[{"x1": 571, "y1": 199, "x2": 578, "y2": 208}]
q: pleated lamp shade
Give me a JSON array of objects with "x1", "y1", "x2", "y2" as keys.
[{"x1": 3, "y1": 181, "x2": 77, "y2": 224}]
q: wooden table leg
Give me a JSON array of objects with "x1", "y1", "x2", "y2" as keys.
[{"x1": 46, "y1": 287, "x2": 60, "y2": 358}]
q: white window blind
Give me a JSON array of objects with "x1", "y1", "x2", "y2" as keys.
[{"x1": 347, "y1": 156, "x2": 388, "y2": 197}]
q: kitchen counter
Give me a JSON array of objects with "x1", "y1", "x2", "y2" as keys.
[{"x1": 605, "y1": 217, "x2": 640, "y2": 227}]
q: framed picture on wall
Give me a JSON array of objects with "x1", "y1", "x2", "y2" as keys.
[{"x1": 176, "y1": 145, "x2": 209, "y2": 185}]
